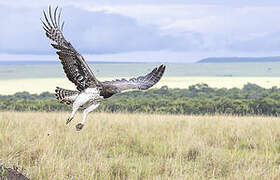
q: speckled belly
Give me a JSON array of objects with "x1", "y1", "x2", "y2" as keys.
[{"x1": 80, "y1": 95, "x2": 103, "y2": 109}]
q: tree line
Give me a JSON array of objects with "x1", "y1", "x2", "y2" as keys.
[{"x1": 1, "y1": 83, "x2": 280, "y2": 116}]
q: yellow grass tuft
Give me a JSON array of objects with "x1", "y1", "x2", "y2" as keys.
[{"x1": 1, "y1": 112, "x2": 280, "y2": 179}]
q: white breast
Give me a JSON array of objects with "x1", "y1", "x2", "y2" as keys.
[
  {"x1": 84, "y1": 88, "x2": 99, "y2": 94},
  {"x1": 73, "y1": 88, "x2": 103, "y2": 109}
]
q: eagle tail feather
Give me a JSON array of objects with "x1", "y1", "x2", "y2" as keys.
[{"x1": 55, "y1": 87, "x2": 79, "y2": 105}]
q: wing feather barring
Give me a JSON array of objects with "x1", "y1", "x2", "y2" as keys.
[{"x1": 42, "y1": 6, "x2": 166, "y2": 131}]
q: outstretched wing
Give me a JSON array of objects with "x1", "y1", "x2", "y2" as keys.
[
  {"x1": 41, "y1": 6, "x2": 101, "y2": 91},
  {"x1": 102, "y1": 65, "x2": 166, "y2": 92}
]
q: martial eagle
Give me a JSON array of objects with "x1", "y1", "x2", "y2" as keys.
[{"x1": 41, "y1": 7, "x2": 166, "y2": 131}]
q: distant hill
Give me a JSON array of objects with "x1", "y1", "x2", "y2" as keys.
[{"x1": 198, "y1": 56, "x2": 280, "y2": 63}]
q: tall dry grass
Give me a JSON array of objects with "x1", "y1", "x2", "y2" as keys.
[{"x1": 1, "y1": 112, "x2": 280, "y2": 179}]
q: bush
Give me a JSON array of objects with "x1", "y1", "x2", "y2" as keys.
[{"x1": 1, "y1": 83, "x2": 280, "y2": 116}]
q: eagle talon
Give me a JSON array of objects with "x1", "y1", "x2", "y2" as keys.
[
  {"x1": 76, "y1": 123, "x2": 84, "y2": 131},
  {"x1": 66, "y1": 117, "x2": 73, "y2": 125}
]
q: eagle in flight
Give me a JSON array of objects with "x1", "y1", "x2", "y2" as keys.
[{"x1": 41, "y1": 7, "x2": 166, "y2": 131}]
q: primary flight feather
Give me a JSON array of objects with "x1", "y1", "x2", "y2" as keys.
[{"x1": 41, "y1": 6, "x2": 166, "y2": 130}]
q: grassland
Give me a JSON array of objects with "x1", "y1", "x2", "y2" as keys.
[
  {"x1": 1, "y1": 112, "x2": 280, "y2": 179},
  {"x1": 1, "y1": 76, "x2": 280, "y2": 94},
  {"x1": 2, "y1": 62, "x2": 280, "y2": 94}
]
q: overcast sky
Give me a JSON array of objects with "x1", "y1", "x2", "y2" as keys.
[{"x1": 1, "y1": 0, "x2": 280, "y2": 62}]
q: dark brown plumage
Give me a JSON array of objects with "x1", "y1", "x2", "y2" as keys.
[
  {"x1": 41, "y1": 6, "x2": 101, "y2": 91},
  {"x1": 42, "y1": 6, "x2": 166, "y2": 99},
  {"x1": 102, "y1": 65, "x2": 166, "y2": 92}
]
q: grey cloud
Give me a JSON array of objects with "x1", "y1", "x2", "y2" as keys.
[
  {"x1": 1, "y1": 1, "x2": 280, "y2": 58},
  {"x1": 0, "y1": 5, "x2": 202, "y2": 55},
  {"x1": 62, "y1": 7, "x2": 203, "y2": 53},
  {"x1": 228, "y1": 31, "x2": 280, "y2": 52},
  {"x1": 0, "y1": 5, "x2": 50, "y2": 54}
]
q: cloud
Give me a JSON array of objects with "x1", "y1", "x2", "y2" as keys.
[
  {"x1": 61, "y1": 7, "x2": 173, "y2": 54},
  {"x1": 1, "y1": 0, "x2": 280, "y2": 62},
  {"x1": 0, "y1": 5, "x2": 50, "y2": 54},
  {"x1": 0, "y1": 4, "x2": 203, "y2": 55},
  {"x1": 84, "y1": 4, "x2": 280, "y2": 52}
]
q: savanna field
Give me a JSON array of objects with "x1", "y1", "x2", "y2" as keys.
[
  {"x1": 3, "y1": 0, "x2": 280, "y2": 179},
  {"x1": 1, "y1": 62, "x2": 280, "y2": 94},
  {"x1": 1, "y1": 112, "x2": 280, "y2": 179},
  {"x1": 2, "y1": 63, "x2": 280, "y2": 179}
]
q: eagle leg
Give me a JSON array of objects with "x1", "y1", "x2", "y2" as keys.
[
  {"x1": 66, "y1": 105, "x2": 79, "y2": 125},
  {"x1": 76, "y1": 103, "x2": 100, "y2": 131}
]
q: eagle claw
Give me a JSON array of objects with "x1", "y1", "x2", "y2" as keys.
[
  {"x1": 66, "y1": 117, "x2": 73, "y2": 125},
  {"x1": 76, "y1": 123, "x2": 84, "y2": 131}
]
